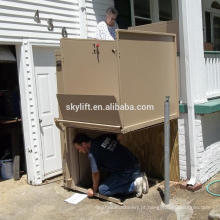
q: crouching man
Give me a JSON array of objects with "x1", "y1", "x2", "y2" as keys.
[{"x1": 73, "y1": 133, "x2": 149, "y2": 198}]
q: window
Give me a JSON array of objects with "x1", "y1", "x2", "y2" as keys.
[
  {"x1": 133, "y1": 0, "x2": 152, "y2": 25},
  {"x1": 134, "y1": 0, "x2": 150, "y2": 18},
  {"x1": 211, "y1": 1, "x2": 220, "y2": 10},
  {"x1": 115, "y1": 0, "x2": 151, "y2": 28},
  {"x1": 203, "y1": 1, "x2": 220, "y2": 51},
  {"x1": 115, "y1": 0, "x2": 176, "y2": 28},
  {"x1": 114, "y1": 0, "x2": 132, "y2": 29},
  {"x1": 213, "y1": 16, "x2": 220, "y2": 50},
  {"x1": 205, "y1": 12, "x2": 211, "y2": 43},
  {"x1": 159, "y1": 0, "x2": 172, "y2": 21}
]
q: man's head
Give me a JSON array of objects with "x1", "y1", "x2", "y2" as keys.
[
  {"x1": 73, "y1": 133, "x2": 91, "y2": 154},
  {"x1": 105, "y1": 7, "x2": 118, "y2": 27}
]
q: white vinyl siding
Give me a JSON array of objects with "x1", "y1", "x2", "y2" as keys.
[
  {"x1": 0, "y1": 0, "x2": 115, "y2": 184},
  {"x1": 0, "y1": 0, "x2": 80, "y2": 42},
  {"x1": 85, "y1": 0, "x2": 114, "y2": 38}
]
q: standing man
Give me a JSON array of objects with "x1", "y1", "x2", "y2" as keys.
[
  {"x1": 96, "y1": 7, "x2": 119, "y2": 40},
  {"x1": 73, "y1": 133, "x2": 149, "y2": 198}
]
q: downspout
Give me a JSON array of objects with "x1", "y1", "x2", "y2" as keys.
[{"x1": 178, "y1": 0, "x2": 197, "y2": 186}]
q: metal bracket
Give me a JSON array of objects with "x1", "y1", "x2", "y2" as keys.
[
  {"x1": 92, "y1": 43, "x2": 100, "y2": 62},
  {"x1": 56, "y1": 60, "x2": 62, "y2": 72},
  {"x1": 112, "y1": 49, "x2": 117, "y2": 54}
]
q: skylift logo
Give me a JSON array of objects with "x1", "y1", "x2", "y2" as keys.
[{"x1": 65, "y1": 102, "x2": 155, "y2": 112}]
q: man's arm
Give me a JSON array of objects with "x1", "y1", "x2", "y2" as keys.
[
  {"x1": 88, "y1": 153, "x2": 100, "y2": 197},
  {"x1": 92, "y1": 171, "x2": 100, "y2": 193},
  {"x1": 87, "y1": 171, "x2": 100, "y2": 197}
]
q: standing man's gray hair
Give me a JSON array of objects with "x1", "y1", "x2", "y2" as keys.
[{"x1": 106, "y1": 7, "x2": 118, "y2": 16}]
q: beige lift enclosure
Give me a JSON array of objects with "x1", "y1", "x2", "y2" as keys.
[
  {"x1": 55, "y1": 29, "x2": 179, "y2": 205},
  {"x1": 129, "y1": 20, "x2": 180, "y2": 52},
  {"x1": 56, "y1": 29, "x2": 179, "y2": 133}
]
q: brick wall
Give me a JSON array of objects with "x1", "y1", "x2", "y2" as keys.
[{"x1": 178, "y1": 112, "x2": 220, "y2": 183}]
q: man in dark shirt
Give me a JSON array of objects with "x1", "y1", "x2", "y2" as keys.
[{"x1": 73, "y1": 133, "x2": 149, "y2": 198}]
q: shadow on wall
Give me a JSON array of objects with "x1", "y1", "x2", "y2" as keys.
[
  {"x1": 201, "y1": 111, "x2": 220, "y2": 148},
  {"x1": 90, "y1": 0, "x2": 107, "y2": 23}
]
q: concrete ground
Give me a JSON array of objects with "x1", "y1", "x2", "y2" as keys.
[{"x1": 0, "y1": 173, "x2": 219, "y2": 220}]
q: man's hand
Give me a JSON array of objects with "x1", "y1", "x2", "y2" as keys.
[{"x1": 87, "y1": 188, "x2": 94, "y2": 197}]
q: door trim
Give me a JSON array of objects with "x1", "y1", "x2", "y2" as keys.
[
  {"x1": 16, "y1": 40, "x2": 59, "y2": 185},
  {"x1": 16, "y1": 43, "x2": 35, "y2": 183}
]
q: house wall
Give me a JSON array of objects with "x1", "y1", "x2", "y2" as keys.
[
  {"x1": 0, "y1": 0, "x2": 115, "y2": 184},
  {"x1": 198, "y1": 112, "x2": 220, "y2": 183},
  {"x1": 178, "y1": 112, "x2": 220, "y2": 183},
  {"x1": 0, "y1": 0, "x2": 81, "y2": 184},
  {"x1": 0, "y1": 0, "x2": 116, "y2": 42},
  {"x1": 0, "y1": 0, "x2": 81, "y2": 42},
  {"x1": 178, "y1": 114, "x2": 188, "y2": 180},
  {"x1": 178, "y1": 0, "x2": 220, "y2": 185}
]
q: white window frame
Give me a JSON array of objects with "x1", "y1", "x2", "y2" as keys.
[{"x1": 130, "y1": 0, "x2": 178, "y2": 26}]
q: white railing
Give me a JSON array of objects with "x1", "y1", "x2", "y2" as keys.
[{"x1": 204, "y1": 52, "x2": 220, "y2": 99}]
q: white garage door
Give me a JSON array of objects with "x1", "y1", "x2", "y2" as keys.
[{"x1": 33, "y1": 46, "x2": 62, "y2": 179}]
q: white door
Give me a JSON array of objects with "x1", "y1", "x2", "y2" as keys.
[{"x1": 33, "y1": 47, "x2": 62, "y2": 179}]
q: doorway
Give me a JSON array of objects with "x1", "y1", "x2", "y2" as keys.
[
  {"x1": 32, "y1": 46, "x2": 62, "y2": 180},
  {"x1": 0, "y1": 45, "x2": 26, "y2": 181}
]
